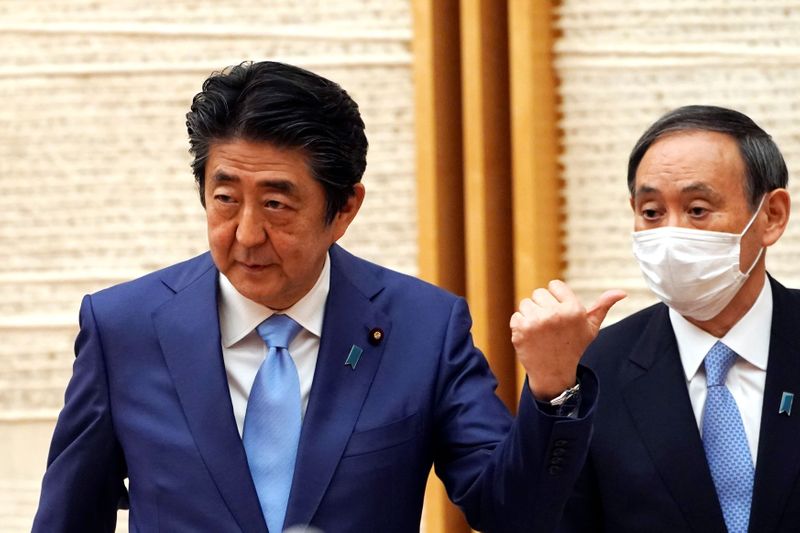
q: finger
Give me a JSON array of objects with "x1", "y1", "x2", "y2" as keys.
[
  {"x1": 586, "y1": 289, "x2": 627, "y2": 330},
  {"x1": 518, "y1": 298, "x2": 537, "y2": 317},
  {"x1": 547, "y1": 279, "x2": 579, "y2": 305},
  {"x1": 510, "y1": 311, "x2": 524, "y2": 329},
  {"x1": 531, "y1": 287, "x2": 559, "y2": 307}
]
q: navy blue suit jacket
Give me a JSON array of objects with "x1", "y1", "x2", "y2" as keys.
[
  {"x1": 34, "y1": 245, "x2": 596, "y2": 533},
  {"x1": 559, "y1": 276, "x2": 800, "y2": 532}
]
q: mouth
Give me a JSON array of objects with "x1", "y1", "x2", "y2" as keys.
[{"x1": 237, "y1": 261, "x2": 271, "y2": 273}]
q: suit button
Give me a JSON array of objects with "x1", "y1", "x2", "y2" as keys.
[
  {"x1": 549, "y1": 457, "x2": 564, "y2": 465},
  {"x1": 552, "y1": 447, "x2": 566, "y2": 457},
  {"x1": 548, "y1": 465, "x2": 563, "y2": 475},
  {"x1": 555, "y1": 439, "x2": 568, "y2": 447}
]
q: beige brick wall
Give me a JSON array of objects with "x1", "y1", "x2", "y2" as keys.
[
  {"x1": 555, "y1": 0, "x2": 800, "y2": 323},
  {"x1": 0, "y1": 1, "x2": 415, "y2": 530}
]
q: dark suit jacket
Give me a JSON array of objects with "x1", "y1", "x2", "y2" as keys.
[
  {"x1": 559, "y1": 276, "x2": 800, "y2": 532},
  {"x1": 34, "y1": 245, "x2": 596, "y2": 533}
]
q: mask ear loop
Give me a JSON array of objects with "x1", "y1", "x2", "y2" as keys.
[
  {"x1": 742, "y1": 246, "x2": 765, "y2": 276},
  {"x1": 739, "y1": 194, "x2": 767, "y2": 276},
  {"x1": 740, "y1": 194, "x2": 767, "y2": 237}
]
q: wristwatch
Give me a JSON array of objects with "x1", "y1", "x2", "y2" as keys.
[{"x1": 549, "y1": 382, "x2": 581, "y2": 407}]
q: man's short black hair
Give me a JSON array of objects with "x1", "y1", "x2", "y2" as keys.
[
  {"x1": 628, "y1": 105, "x2": 788, "y2": 210},
  {"x1": 186, "y1": 61, "x2": 368, "y2": 223}
]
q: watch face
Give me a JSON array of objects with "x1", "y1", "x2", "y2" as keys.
[{"x1": 550, "y1": 384, "x2": 580, "y2": 406}]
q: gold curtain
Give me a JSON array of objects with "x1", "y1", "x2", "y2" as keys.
[{"x1": 412, "y1": 0, "x2": 562, "y2": 530}]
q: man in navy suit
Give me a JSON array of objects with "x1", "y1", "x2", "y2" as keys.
[
  {"x1": 540, "y1": 105, "x2": 797, "y2": 532},
  {"x1": 32, "y1": 61, "x2": 620, "y2": 532}
]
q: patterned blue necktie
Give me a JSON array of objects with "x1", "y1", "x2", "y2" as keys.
[
  {"x1": 243, "y1": 314, "x2": 303, "y2": 533},
  {"x1": 702, "y1": 341, "x2": 754, "y2": 533}
]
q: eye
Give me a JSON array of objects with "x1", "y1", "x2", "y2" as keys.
[
  {"x1": 688, "y1": 205, "x2": 708, "y2": 217},
  {"x1": 265, "y1": 199, "x2": 286, "y2": 210},
  {"x1": 641, "y1": 208, "x2": 660, "y2": 221},
  {"x1": 214, "y1": 194, "x2": 235, "y2": 204}
]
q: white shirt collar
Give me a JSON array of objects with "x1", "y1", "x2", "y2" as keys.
[
  {"x1": 218, "y1": 253, "x2": 330, "y2": 347},
  {"x1": 670, "y1": 274, "x2": 772, "y2": 382}
]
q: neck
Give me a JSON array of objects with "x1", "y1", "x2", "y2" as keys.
[{"x1": 686, "y1": 260, "x2": 766, "y2": 338}]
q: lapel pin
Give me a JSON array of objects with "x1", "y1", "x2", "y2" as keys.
[
  {"x1": 368, "y1": 327, "x2": 384, "y2": 346},
  {"x1": 345, "y1": 345, "x2": 363, "y2": 370},
  {"x1": 779, "y1": 391, "x2": 794, "y2": 416}
]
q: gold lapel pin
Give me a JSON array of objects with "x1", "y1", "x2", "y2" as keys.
[{"x1": 369, "y1": 327, "x2": 384, "y2": 346}]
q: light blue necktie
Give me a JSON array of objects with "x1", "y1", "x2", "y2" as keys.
[
  {"x1": 702, "y1": 341, "x2": 754, "y2": 533},
  {"x1": 243, "y1": 314, "x2": 303, "y2": 533}
]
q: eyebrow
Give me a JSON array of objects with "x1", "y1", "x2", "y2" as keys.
[
  {"x1": 210, "y1": 172, "x2": 297, "y2": 195},
  {"x1": 634, "y1": 185, "x2": 658, "y2": 197},
  {"x1": 634, "y1": 182, "x2": 722, "y2": 202}
]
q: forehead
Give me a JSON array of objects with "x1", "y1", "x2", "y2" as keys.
[
  {"x1": 634, "y1": 130, "x2": 748, "y2": 198},
  {"x1": 205, "y1": 138, "x2": 312, "y2": 184}
]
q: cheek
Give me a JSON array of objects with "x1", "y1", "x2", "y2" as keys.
[
  {"x1": 269, "y1": 227, "x2": 331, "y2": 266},
  {"x1": 741, "y1": 227, "x2": 764, "y2": 261},
  {"x1": 265, "y1": 231, "x2": 303, "y2": 261},
  {"x1": 206, "y1": 219, "x2": 235, "y2": 252}
]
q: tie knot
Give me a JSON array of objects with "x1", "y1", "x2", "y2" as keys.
[
  {"x1": 256, "y1": 314, "x2": 303, "y2": 349},
  {"x1": 704, "y1": 341, "x2": 737, "y2": 387}
]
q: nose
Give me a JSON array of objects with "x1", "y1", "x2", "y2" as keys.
[
  {"x1": 235, "y1": 208, "x2": 267, "y2": 248},
  {"x1": 666, "y1": 212, "x2": 683, "y2": 227}
]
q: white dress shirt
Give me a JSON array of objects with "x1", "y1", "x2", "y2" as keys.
[
  {"x1": 218, "y1": 254, "x2": 330, "y2": 437},
  {"x1": 670, "y1": 274, "x2": 771, "y2": 464}
]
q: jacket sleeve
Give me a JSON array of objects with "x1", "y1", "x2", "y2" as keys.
[
  {"x1": 556, "y1": 452, "x2": 603, "y2": 532},
  {"x1": 32, "y1": 295, "x2": 127, "y2": 533},
  {"x1": 432, "y1": 297, "x2": 596, "y2": 533}
]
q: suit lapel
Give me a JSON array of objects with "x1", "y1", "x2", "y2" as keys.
[
  {"x1": 284, "y1": 246, "x2": 391, "y2": 528},
  {"x1": 621, "y1": 306, "x2": 727, "y2": 533},
  {"x1": 152, "y1": 258, "x2": 267, "y2": 533},
  {"x1": 749, "y1": 278, "x2": 800, "y2": 532}
]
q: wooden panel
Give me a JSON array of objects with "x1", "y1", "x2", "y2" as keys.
[
  {"x1": 412, "y1": 0, "x2": 464, "y2": 294},
  {"x1": 412, "y1": 1, "x2": 469, "y2": 531},
  {"x1": 460, "y1": 0, "x2": 516, "y2": 411},
  {"x1": 508, "y1": 0, "x2": 562, "y2": 391}
]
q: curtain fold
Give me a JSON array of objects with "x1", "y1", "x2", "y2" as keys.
[{"x1": 413, "y1": 1, "x2": 562, "y2": 531}]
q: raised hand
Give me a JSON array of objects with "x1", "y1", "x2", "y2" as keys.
[{"x1": 510, "y1": 280, "x2": 626, "y2": 400}]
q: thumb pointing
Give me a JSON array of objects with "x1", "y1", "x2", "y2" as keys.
[{"x1": 586, "y1": 289, "x2": 627, "y2": 330}]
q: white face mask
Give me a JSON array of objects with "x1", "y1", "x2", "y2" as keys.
[{"x1": 631, "y1": 196, "x2": 765, "y2": 321}]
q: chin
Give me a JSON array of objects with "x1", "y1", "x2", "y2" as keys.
[
  {"x1": 241, "y1": 286, "x2": 281, "y2": 308},
  {"x1": 238, "y1": 279, "x2": 294, "y2": 310}
]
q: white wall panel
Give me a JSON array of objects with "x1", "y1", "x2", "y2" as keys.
[
  {"x1": 0, "y1": 2, "x2": 414, "y2": 530},
  {"x1": 556, "y1": 0, "x2": 800, "y2": 323}
]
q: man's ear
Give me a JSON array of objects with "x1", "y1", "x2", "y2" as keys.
[
  {"x1": 762, "y1": 188, "x2": 791, "y2": 247},
  {"x1": 331, "y1": 183, "x2": 366, "y2": 241}
]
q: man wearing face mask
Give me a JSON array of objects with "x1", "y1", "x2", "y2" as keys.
[{"x1": 513, "y1": 105, "x2": 798, "y2": 533}]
